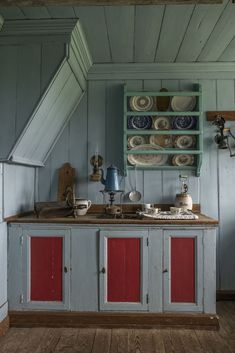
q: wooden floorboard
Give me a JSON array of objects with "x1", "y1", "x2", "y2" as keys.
[{"x1": 1, "y1": 302, "x2": 235, "y2": 353}]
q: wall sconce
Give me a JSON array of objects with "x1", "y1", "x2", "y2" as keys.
[
  {"x1": 90, "y1": 154, "x2": 103, "y2": 181},
  {"x1": 213, "y1": 116, "x2": 235, "y2": 157}
]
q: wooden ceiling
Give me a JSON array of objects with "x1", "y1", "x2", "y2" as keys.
[
  {"x1": 0, "y1": 0, "x2": 234, "y2": 63},
  {"x1": 0, "y1": 0, "x2": 224, "y2": 5}
]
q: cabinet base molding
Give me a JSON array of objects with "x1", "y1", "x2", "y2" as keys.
[
  {"x1": 9, "y1": 311, "x2": 219, "y2": 331},
  {"x1": 0, "y1": 316, "x2": 9, "y2": 337},
  {"x1": 216, "y1": 290, "x2": 235, "y2": 301}
]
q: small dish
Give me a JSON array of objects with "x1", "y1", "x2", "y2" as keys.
[
  {"x1": 174, "y1": 135, "x2": 196, "y2": 149},
  {"x1": 172, "y1": 154, "x2": 194, "y2": 166},
  {"x1": 170, "y1": 206, "x2": 182, "y2": 214},
  {"x1": 150, "y1": 134, "x2": 173, "y2": 148},
  {"x1": 171, "y1": 96, "x2": 196, "y2": 112},
  {"x1": 127, "y1": 144, "x2": 168, "y2": 166},
  {"x1": 129, "y1": 96, "x2": 154, "y2": 111},
  {"x1": 128, "y1": 135, "x2": 146, "y2": 148},
  {"x1": 128, "y1": 116, "x2": 152, "y2": 130},
  {"x1": 153, "y1": 116, "x2": 171, "y2": 130},
  {"x1": 172, "y1": 116, "x2": 196, "y2": 130}
]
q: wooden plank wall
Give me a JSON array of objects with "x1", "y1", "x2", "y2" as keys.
[
  {"x1": 0, "y1": 42, "x2": 65, "y2": 159},
  {"x1": 38, "y1": 78, "x2": 235, "y2": 291}
]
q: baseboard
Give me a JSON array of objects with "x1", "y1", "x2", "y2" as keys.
[
  {"x1": 0, "y1": 316, "x2": 9, "y2": 337},
  {"x1": 9, "y1": 311, "x2": 219, "y2": 331},
  {"x1": 216, "y1": 290, "x2": 235, "y2": 301}
]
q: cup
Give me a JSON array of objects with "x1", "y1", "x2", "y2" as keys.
[
  {"x1": 148, "y1": 208, "x2": 161, "y2": 215},
  {"x1": 142, "y1": 203, "x2": 153, "y2": 213},
  {"x1": 170, "y1": 206, "x2": 182, "y2": 214},
  {"x1": 73, "y1": 198, "x2": 92, "y2": 217}
]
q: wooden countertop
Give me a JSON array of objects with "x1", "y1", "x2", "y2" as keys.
[{"x1": 7, "y1": 212, "x2": 219, "y2": 226}]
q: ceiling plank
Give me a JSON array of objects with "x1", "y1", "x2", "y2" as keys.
[
  {"x1": 74, "y1": 6, "x2": 111, "y2": 63},
  {"x1": 219, "y1": 36, "x2": 235, "y2": 61},
  {"x1": 176, "y1": 0, "x2": 228, "y2": 62},
  {"x1": 198, "y1": 1, "x2": 235, "y2": 61},
  {"x1": 0, "y1": 0, "x2": 224, "y2": 6},
  {"x1": 0, "y1": 6, "x2": 25, "y2": 19},
  {"x1": 19, "y1": 6, "x2": 51, "y2": 18},
  {"x1": 134, "y1": 5, "x2": 165, "y2": 63},
  {"x1": 46, "y1": 5, "x2": 76, "y2": 17},
  {"x1": 155, "y1": 4, "x2": 194, "y2": 62},
  {"x1": 105, "y1": 5, "x2": 135, "y2": 63}
]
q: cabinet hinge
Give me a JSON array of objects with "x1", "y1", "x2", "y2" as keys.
[
  {"x1": 146, "y1": 238, "x2": 149, "y2": 246},
  {"x1": 20, "y1": 235, "x2": 23, "y2": 246},
  {"x1": 146, "y1": 294, "x2": 149, "y2": 304},
  {"x1": 19, "y1": 294, "x2": 23, "y2": 303}
]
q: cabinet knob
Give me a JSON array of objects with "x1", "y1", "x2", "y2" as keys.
[
  {"x1": 100, "y1": 267, "x2": 106, "y2": 274},
  {"x1": 64, "y1": 266, "x2": 68, "y2": 273},
  {"x1": 163, "y1": 268, "x2": 168, "y2": 273}
]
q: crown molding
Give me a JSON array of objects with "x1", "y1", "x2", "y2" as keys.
[
  {"x1": 0, "y1": 0, "x2": 223, "y2": 5},
  {"x1": 0, "y1": 19, "x2": 78, "y2": 44},
  {"x1": 88, "y1": 62, "x2": 235, "y2": 80}
]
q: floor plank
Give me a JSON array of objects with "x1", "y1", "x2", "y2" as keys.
[{"x1": 0, "y1": 302, "x2": 235, "y2": 353}]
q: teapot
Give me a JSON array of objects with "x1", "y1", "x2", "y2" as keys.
[{"x1": 100, "y1": 165, "x2": 123, "y2": 191}]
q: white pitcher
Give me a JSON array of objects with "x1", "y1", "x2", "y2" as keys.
[{"x1": 74, "y1": 198, "x2": 92, "y2": 217}]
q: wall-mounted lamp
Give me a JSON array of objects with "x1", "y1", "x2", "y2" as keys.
[
  {"x1": 213, "y1": 116, "x2": 235, "y2": 157},
  {"x1": 90, "y1": 154, "x2": 103, "y2": 181}
]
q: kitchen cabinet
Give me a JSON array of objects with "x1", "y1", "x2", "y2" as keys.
[
  {"x1": 8, "y1": 226, "x2": 70, "y2": 310},
  {"x1": 8, "y1": 223, "x2": 216, "y2": 315},
  {"x1": 123, "y1": 84, "x2": 203, "y2": 176},
  {"x1": 163, "y1": 229, "x2": 203, "y2": 312},
  {"x1": 99, "y1": 230, "x2": 148, "y2": 311}
]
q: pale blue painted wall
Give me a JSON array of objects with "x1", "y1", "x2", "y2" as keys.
[{"x1": 38, "y1": 78, "x2": 235, "y2": 291}]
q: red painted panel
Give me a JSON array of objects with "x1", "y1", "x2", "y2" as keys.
[
  {"x1": 171, "y1": 237, "x2": 195, "y2": 303},
  {"x1": 107, "y1": 238, "x2": 141, "y2": 302},
  {"x1": 31, "y1": 237, "x2": 63, "y2": 301}
]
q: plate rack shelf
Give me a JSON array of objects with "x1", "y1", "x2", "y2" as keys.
[{"x1": 123, "y1": 84, "x2": 203, "y2": 177}]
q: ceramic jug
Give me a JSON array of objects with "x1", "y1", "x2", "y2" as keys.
[{"x1": 73, "y1": 198, "x2": 91, "y2": 217}]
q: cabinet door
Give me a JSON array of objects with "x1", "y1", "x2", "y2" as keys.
[
  {"x1": 22, "y1": 228, "x2": 70, "y2": 310},
  {"x1": 163, "y1": 229, "x2": 203, "y2": 312},
  {"x1": 99, "y1": 230, "x2": 148, "y2": 311}
]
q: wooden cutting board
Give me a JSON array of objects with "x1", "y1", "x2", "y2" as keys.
[{"x1": 57, "y1": 163, "x2": 76, "y2": 202}]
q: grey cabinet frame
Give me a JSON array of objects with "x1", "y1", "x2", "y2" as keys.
[
  {"x1": 99, "y1": 229, "x2": 149, "y2": 311},
  {"x1": 22, "y1": 227, "x2": 70, "y2": 310},
  {"x1": 163, "y1": 229, "x2": 203, "y2": 312}
]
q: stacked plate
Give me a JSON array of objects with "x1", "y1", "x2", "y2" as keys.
[
  {"x1": 171, "y1": 96, "x2": 196, "y2": 112},
  {"x1": 150, "y1": 134, "x2": 173, "y2": 148},
  {"x1": 129, "y1": 96, "x2": 154, "y2": 111},
  {"x1": 172, "y1": 116, "x2": 196, "y2": 130},
  {"x1": 172, "y1": 154, "x2": 194, "y2": 166},
  {"x1": 152, "y1": 116, "x2": 171, "y2": 130},
  {"x1": 174, "y1": 135, "x2": 196, "y2": 149},
  {"x1": 128, "y1": 135, "x2": 146, "y2": 148},
  {"x1": 127, "y1": 116, "x2": 152, "y2": 130},
  {"x1": 128, "y1": 144, "x2": 168, "y2": 166}
]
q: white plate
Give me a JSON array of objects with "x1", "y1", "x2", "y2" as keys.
[
  {"x1": 171, "y1": 96, "x2": 196, "y2": 112},
  {"x1": 128, "y1": 135, "x2": 146, "y2": 148},
  {"x1": 172, "y1": 154, "x2": 194, "y2": 166},
  {"x1": 153, "y1": 116, "x2": 171, "y2": 130},
  {"x1": 174, "y1": 135, "x2": 196, "y2": 149},
  {"x1": 149, "y1": 134, "x2": 173, "y2": 148},
  {"x1": 127, "y1": 144, "x2": 168, "y2": 166},
  {"x1": 129, "y1": 96, "x2": 154, "y2": 111}
]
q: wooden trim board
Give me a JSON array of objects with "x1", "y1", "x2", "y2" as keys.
[
  {"x1": 0, "y1": 316, "x2": 9, "y2": 337},
  {"x1": 9, "y1": 311, "x2": 219, "y2": 330},
  {"x1": 217, "y1": 290, "x2": 235, "y2": 301},
  {"x1": 207, "y1": 111, "x2": 235, "y2": 121}
]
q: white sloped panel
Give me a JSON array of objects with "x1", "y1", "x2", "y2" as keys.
[{"x1": 0, "y1": 222, "x2": 7, "y2": 310}]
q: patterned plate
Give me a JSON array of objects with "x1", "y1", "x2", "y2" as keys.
[
  {"x1": 128, "y1": 135, "x2": 146, "y2": 148},
  {"x1": 172, "y1": 154, "x2": 194, "y2": 166},
  {"x1": 127, "y1": 116, "x2": 152, "y2": 130},
  {"x1": 171, "y1": 96, "x2": 196, "y2": 112},
  {"x1": 172, "y1": 116, "x2": 196, "y2": 130},
  {"x1": 127, "y1": 144, "x2": 168, "y2": 166},
  {"x1": 129, "y1": 96, "x2": 154, "y2": 111},
  {"x1": 150, "y1": 134, "x2": 173, "y2": 148},
  {"x1": 174, "y1": 135, "x2": 196, "y2": 149},
  {"x1": 153, "y1": 116, "x2": 171, "y2": 130}
]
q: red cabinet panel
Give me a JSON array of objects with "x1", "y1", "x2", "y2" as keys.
[
  {"x1": 171, "y1": 237, "x2": 195, "y2": 303},
  {"x1": 31, "y1": 236, "x2": 63, "y2": 301},
  {"x1": 107, "y1": 238, "x2": 141, "y2": 302}
]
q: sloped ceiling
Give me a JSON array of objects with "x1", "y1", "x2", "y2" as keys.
[{"x1": 0, "y1": 0, "x2": 235, "y2": 63}]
